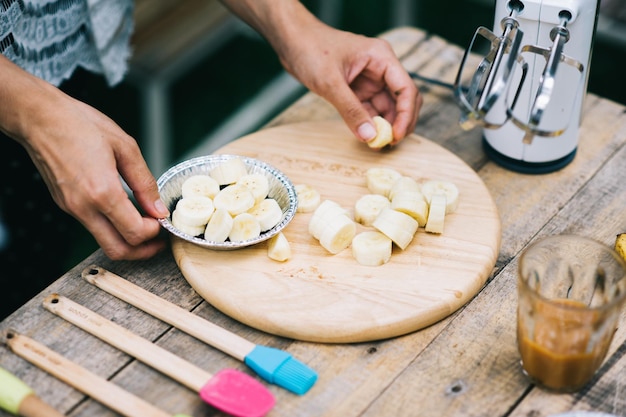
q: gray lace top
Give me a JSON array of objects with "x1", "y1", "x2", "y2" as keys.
[{"x1": 0, "y1": 0, "x2": 134, "y2": 86}]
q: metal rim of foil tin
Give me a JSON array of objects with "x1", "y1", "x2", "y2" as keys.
[{"x1": 157, "y1": 154, "x2": 297, "y2": 250}]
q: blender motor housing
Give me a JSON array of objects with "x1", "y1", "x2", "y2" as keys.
[{"x1": 478, "y1": 0, "x2": 600, "y2": 173}]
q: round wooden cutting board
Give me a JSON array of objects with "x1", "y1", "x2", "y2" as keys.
[{"x1": 171, "y1": 120, "x2": 501, "y2": 343}]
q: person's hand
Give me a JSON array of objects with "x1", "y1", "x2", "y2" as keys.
[
  {"x1": 277, "y1": 23, "x2": 422, "y2": 146},
  {"x1": 1, "y1": 59, "x2": 169, "y2": 260},
  {"x1": 219, "y1": 0, "x2": 422, "y2": 146}
]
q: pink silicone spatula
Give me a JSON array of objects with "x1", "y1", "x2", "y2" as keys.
[{"x1": 42, "y1": 294, "x2": 275, "y2": 417}]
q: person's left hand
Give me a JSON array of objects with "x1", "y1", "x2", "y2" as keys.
[{"x1": 274, "y1": 21, "x2": 422, "y2": 146}]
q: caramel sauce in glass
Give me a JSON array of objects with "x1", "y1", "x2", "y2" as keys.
[{"x1": 518, "y1": 298, "x2": 613, "y2": 391}]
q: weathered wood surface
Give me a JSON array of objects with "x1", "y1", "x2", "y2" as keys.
[{"x1": 1, "y1": 27, "x2": 625, "y2": 417}]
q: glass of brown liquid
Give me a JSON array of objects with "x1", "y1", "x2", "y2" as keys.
[{"x1": 517, "y1": 235, "x2": 626, "y2": 392}]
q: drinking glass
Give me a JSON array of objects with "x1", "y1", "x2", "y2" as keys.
[{"x1": 517, "y1": 235, "x2": 626, "y2": 392}]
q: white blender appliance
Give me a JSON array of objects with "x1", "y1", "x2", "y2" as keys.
[{"x1": 454, "y1": 0, "x2": 600, "y2": 173}]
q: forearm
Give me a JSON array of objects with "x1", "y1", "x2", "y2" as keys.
[
  {"x1": 0, "y1": 55, "x2": 61, "y2": 145},
  {"x1": 218, "y1": 0, "x2": 323, "y2": 61}
]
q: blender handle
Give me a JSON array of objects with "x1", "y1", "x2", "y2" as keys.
[{"x1": 519, "y1": 17, "x2": 585, "y2": 143}]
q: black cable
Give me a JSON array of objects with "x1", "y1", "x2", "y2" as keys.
[{"x1": 408, "y1": 71, "x2": 456, "y2": 91}]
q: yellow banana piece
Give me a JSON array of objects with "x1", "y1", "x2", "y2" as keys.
[
  {"x1": 351, "y1": 231, "x2": 392, "y2": 266},
  {"x1": 294, "y1": 184, "x2": 321, "y2": 213},
  {"x1": 209, "y1": 157, "x2": 249, "y2": 185},
  {"x1": 367, "y1": 116, "x2": 393, "y2": 149},
  {"x1": 615, "y1": 233, "x2": 626, "y2": 262},
  {"x1": 181, "y1": 174, "x2": 220, "y2": 199},
  {"x1": 267, "y1": 232, "x2": 291, "y2": 262},
  {"x1": 425, "y1": 193, "x2": 447, "y2": 234},
  {"x1": 366, "y1": 167, "x2": 402, "y2": 197},
  {"x1": 372, "y1": 208, "x2": 418, "y2": 250},
  {"x1": 354, "y1": 194, "x2": 391, "y2": 226}
]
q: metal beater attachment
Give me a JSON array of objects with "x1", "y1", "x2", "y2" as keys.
[
  {"x1": 507, "y1": 12, "x2": 585, "y2": 144},
  {"x1": 454, "y1": 0, "x2": 528, "y2": 130}
]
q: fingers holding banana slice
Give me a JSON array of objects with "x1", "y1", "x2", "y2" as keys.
[{"x1": 366, "y1": 116, "x2": 394, "y2": 149}]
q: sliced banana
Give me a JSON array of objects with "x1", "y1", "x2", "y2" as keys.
[
  {"x1": 391, "y1": 191, "x2": 429, "y2": 227},
  {"x1": 615, "y1": 233, "x2": 626, "y2": 262},
  {"x1": 209, "y1": 157, "x2": 249, "y2": 185},
  {"x1": 425, "y1": 193, "x2": 447, "y2": 234},
  {"x1": 181, "y1": 174, "x2": 220, "y2": 199},
  {"x1": 171, "y1": 210, "x2": 206, "y2": 237},
  {"x1": 352, "y1": 231, "x2": 392, "y2": 266},
  {"x1": 308, "y1": 199, "x2": 350, "y2": 240},
  {"x1": 213, "y1": 183, "x2": 256, "y2": 216},
  {"x1": 229, "y1": 212, "x2": 261, "y2": 242},
  {"x1": 294, "y1": 183, "x2": 321, "y2": 213},
  {"x1": 367, "y1": 116, "x2": 393, "y2": 149},
  {"x1": 173, "y1": 196, "x2": 215, "y2": 227},
  {"x1": 203, "y1": 208, "x2": 233, "y2": 243},
  {"x1": 421, "y1": 180, "x2": 459, "y2": 214},
  {"x1": 237, "y1": 173, "x2": 269, "y2": 204},
  {"x1": 388, "y1": 176, "x2": 421, "y2": 201},
  {"x1": 366, "y1": 167, "x2": 402, "y2": 197},
  {"x1": 318, "y1": 214, "x2": 357, "y2": 255},
  {"x1": 267, "y1": 232, "x2": 291, "y2": 262},
  {"x1": 248, "y1": 198, "x2": 283, "y2": 231},
  {"x1": 372, "y1": 208, "x2": 418, "y2": 250},
  {"x1": 354, "y1": 194, "x2": 391, "y2": 226}
]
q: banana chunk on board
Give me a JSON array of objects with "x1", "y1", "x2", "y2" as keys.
[
  {"x1": 268, "y1": 232, "x2": 291, "y2": 262},
  {"x1": 303, "y1": 174, "x2": 460, "y2": 266},
  {"x1": 294, "y1": 183, "x2": 321, "y2": 213},
  {"x1": 352, "y1": 231, "x2": 392, "y2": 266}
]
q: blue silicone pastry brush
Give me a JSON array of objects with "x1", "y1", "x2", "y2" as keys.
[{"x1": 81, "y1": 265, "x2": 318, "y2": 395}]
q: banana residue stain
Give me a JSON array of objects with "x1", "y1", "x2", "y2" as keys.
[{"x1": 281, "y1": 266, "x2": 325, "y2": 280}]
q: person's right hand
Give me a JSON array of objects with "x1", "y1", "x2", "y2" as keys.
[{"x1": 1, "y1": 57, "x2": 169, "y2": 260}]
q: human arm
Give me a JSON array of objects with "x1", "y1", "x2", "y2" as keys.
[
  {"x1": 219, "y1": 0, "x2": 422, "y2": 145},
  {"x1": 0, "y1": 55, "x2": 169, "y2": 260}
]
